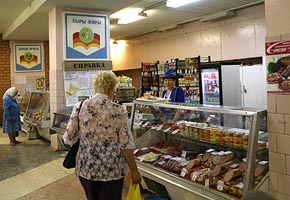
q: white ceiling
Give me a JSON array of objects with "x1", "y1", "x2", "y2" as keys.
[{"x1": 0, "y1": 0, "x2": 264, "y2": 41}]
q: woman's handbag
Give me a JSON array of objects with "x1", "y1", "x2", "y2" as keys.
[{"x1": 62, "y1": 101, "x2": 84, "y2": 169}]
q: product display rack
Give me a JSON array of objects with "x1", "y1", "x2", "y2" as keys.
[
  {"x1": 130, "y1": 99, "x2": 268, "y2": 200},
  {"x1": 141, "y1": 62, "x2": 159, "y2": 97},
  {"x1": 141, "y1": 56, "x2": 211, "y2": 104}
]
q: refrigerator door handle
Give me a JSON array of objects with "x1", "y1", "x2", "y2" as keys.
[{"x1": 243, "y1": 85, "x2": 247, "y2": 94}]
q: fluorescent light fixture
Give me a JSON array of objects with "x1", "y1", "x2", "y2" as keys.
[
  {"x1": 110, "y1": 8, "x2": 147, "y2": 25},
  {"x1": 199, "y1": 10, "x2": 235, "y2": 22},
  {"x1": 166, "y1": 0, "x2": 200, "y2": 8},
  {"x1": 158, "y1": 24, "x2": 178, "y2": 32}
]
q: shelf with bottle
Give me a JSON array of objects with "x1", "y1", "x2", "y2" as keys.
[{"x1": 141, "y1": 62, "x2": 159, "y2": 96}]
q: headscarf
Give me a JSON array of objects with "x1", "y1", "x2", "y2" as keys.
[{"x1": 3, "y1": 87, "x2": 17, "y2": 99}]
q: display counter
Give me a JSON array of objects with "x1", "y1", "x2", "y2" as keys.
[
  {"x1": 22, "y1": 91, "x2": 51, "y2": 140},
  {"x1": 130, "y1": 99, "x2": 268, "y2": 200}
]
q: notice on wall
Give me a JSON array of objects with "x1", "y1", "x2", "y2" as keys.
[
  {"x1": 266, "y1": 40, "x2": 290, "y2": 92},
  {"x1": 63, "y1": 60, "x2": 112, "y2": 107}
]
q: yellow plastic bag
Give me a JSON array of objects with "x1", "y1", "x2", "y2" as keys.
[{"x1": 126, "y1": 183, "x2": 142, "y2": 200}]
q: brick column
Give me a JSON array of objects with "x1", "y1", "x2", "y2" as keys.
[{"x1": 0, "y1": 34, "x2": 11, "y2": 125}]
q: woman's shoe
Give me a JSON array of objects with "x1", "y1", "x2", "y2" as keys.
[
  {"x1": 15, "y1": 140, "x2": 22, "y2": 144},
  {"x1": 10, "y1": 141, "x2": 16, "y2": 146}
]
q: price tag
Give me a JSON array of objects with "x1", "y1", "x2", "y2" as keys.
[
  {"x1": 156, "y1": 125, "x2": 163, "y2": 131},
  {"x1": 235, "y1": 182, "x2": 244, "y2": 189},
  {"x1": 162, "y1": 155, "x2": 172, "y2": 159},
  {"x1": 204, "y1": 179, "x2": 210, "y2": 189},
  {"x1": 163, "y1": 127, "x2": 171, "y2": 132},
  {"x1": 191, "y1": 171, "x2": 199, "y2": 182},
  {"x1": 181, "y1": 150, "x2": 187, "y2": 158},
  {"x1": 230, "y1": 163, "x2": 239, "y2": 168},
  {"x1": 259, "y1": 161, "x2": 269, "y2": 165},
  {"x1": 158, "y1": 161, "x2": 166, "y2": 165},
  {"x1": 217, "y1": 180, "x2": 224, "y2": 191},
  {"x1": 171, "y1": 129, "x2": 179, "y2": 135},
  {"x1": 180, "y1": 168, "x2": 188, "y2": 177},
  {"x1": 142, "y1": 121, "x2": 150, "y2": 127}
]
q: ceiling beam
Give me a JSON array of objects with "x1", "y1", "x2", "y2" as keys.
[{"x1": 2, "y1": 0, "x2": 47, "y2": 40}]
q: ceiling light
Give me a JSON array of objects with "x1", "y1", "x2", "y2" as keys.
[
  {"x1": 199, "y1": 10, "x2": 236, "y2": 22},
  {"x1": 166, "y1": 0, "x2": 200, "y2": 8},
  {"x1": 111, "y1": 8, "x2": 148, "y2": 25},
  {"x1": 158, "y1": 24, "x2": 178, "y2": 32},
  {"x1": 110, "y1": 18, "x2": 119, "y2": 25}
]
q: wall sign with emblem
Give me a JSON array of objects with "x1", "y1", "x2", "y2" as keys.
[
  {"x1": 64, "y1": 12, "x2": 110, "y2": 60},
  {"x1": 14, "y1": 43, "x2": 43, "y2": 72}
]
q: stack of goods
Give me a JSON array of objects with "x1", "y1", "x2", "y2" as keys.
[
  {"x1": 118, "y1": 75, "x2": 132, "y2": 87},
  {"x1": 135, "y1": 145, "x2": 269, "y2": 199},
  {"x1": 135, "y1": 119, "x2": 268, "y2": 151}
]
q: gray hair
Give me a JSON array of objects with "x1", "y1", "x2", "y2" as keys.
[{"x1": 3, "y1": 87, "x2": 18, "y2": 99}]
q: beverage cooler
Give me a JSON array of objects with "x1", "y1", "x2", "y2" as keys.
[{"x1": 199, "y1": 62, "x2": 242, "y2": 107}]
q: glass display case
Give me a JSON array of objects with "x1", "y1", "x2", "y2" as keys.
[
  {"x1": 51, "y1": 109, "x2": 72, "y2": 134},
  {"x1": 23, "y1": 91, "x2": 50, "y2": 140},
  {"x1": 130, "y1": 99, "x2": 268, "y2": 200}
]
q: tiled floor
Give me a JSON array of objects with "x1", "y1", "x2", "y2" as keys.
[{"x1": 0, "y1": 130, "x2": 150, "y2": 200}]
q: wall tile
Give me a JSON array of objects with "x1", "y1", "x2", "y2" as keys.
[
  {"x1": 278, "y1": 174, "x2": 290, "y2": 196},
  {"x1": 269, "y1": 190, "x2": 287, "y2": 200},
  {"x1": 268, "y1": 113, "x2": 285, "y2": 134},
  {"x1": 287, "y1": 156, "x2": 290, "y2": 176},
  {"x1": 268, "y1": 132, "x2": 277, "y2": 152},
  {"x1": 267, "y1": 93, "x2": 276, "y2": 113},
  {"x1": 269, "y1": 171, "x2": 278, "y2": 191},
  {"x1": 285, "y1": 115, "x2": 290, "y2": 136},
  {"x1": 269, "y1": 152, "x2": 286, "y2": 174},
  {"x1": 277, "y1": 135, "x2": 290, "y2": 155},
  {"x1": 277, "y1": 95, "x2": 290, "y2": 115}
]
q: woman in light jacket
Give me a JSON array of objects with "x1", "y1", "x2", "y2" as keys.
[
  {"x1": 64, "y1": 71, "x2": 141, "y2": 200},
  {"x1": 2, "y1": 87, "x2": 21, "y2": 146}
]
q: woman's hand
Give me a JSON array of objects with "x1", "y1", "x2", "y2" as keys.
[{"x1": 131, "y1": 169, "x2": 142, "y2": 185}]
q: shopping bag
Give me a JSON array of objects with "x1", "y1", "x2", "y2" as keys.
[{"x1": 126, "y1": 183, "x2": 141, "y2": 200}]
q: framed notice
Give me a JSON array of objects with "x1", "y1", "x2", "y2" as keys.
[
  {"x1": 266, "y1": 40, "x2": 290, "y2": 92},
  {"x1": 14, "y1": 44, "x2": 43, "y2": 72},
  {"x1": 64, "y1": 12, "x2": 110, "y2": 60}
]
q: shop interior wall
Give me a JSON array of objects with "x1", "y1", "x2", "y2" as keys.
[
  {"x1": 112, "y1": 4, "x2": 265, "y2": 71},
  {"x1": 265, "y1": 0, "x2": 290, "y2": 199}
]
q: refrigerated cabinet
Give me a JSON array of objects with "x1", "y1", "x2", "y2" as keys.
[{"x1": 130, "y1": 99, "x2": 268, "y2": 200}]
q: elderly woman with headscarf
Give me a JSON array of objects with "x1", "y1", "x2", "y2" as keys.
[{"x1": 2, "y1": 87, "x2": 21, "y2": 146}]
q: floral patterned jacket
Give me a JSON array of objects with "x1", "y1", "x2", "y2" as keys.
[{"x1": 63, "y1": 93, "x2": 135, "y2": 181}]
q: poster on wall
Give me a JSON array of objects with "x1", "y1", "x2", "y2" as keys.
[
  {"x1": 14, "y1": 44, "x2": 43, "y2": 72},
  {"x1": 64, "y1": 12, "x2": 110, "y2": 60},
  {"x1": 266, "y1": 40, "x2": 290, "y2": 92}
]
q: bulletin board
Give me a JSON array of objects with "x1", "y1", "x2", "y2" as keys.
[{"x1": 63, "y1": 60, "x2": 112, "y2": 107}]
